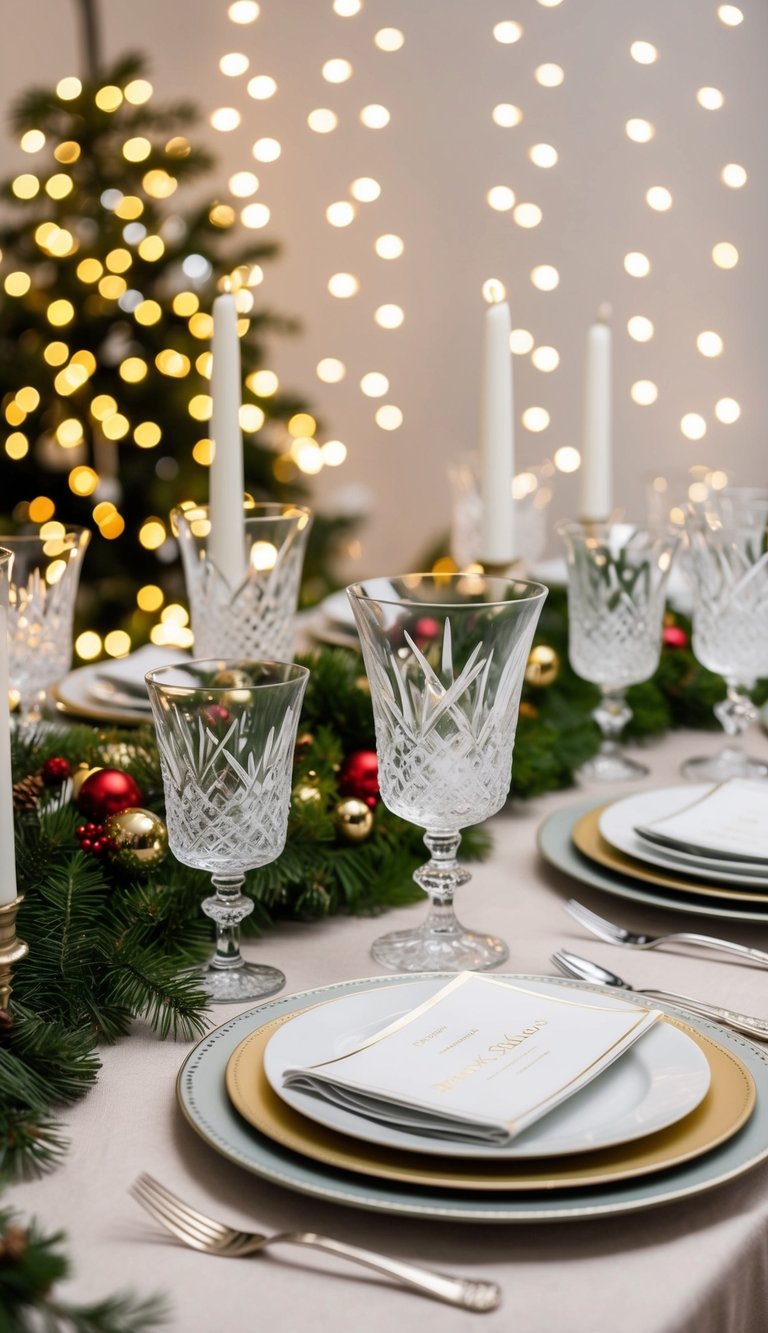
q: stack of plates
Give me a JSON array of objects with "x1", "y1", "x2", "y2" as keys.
[
  {"x1": 177, "y1": 972, "x2": 768, "y2": 1222},
  {"x1": 538, "y1": 786, "x2": 768, "y2": 925},
  {"x1": 308, "y1": 591, "x2": 359, "y2": 650},
  {"x1": 54, "y1": 645, "x2": 188, "y2": 725}
]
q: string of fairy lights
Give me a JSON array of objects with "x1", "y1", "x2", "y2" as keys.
[{"x1": 206, "y1": 0, "x2": 750, "y2": 511}]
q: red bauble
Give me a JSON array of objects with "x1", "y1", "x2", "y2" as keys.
[
  {"x1": 663, "y1": 625, "x2": 689, "y2": 650},
  {"x1": 412, "y1": 616, "x2": 441, "y2": 647},
  {"x1": 77, "y1": 768, "x2": 143, "y2": 822},
  {"x1": 339, "y1": 750, "x2": 380, "y2": 809},
  {"x1": 42, "y1": 756, "x2": 71, "y2": 785}
]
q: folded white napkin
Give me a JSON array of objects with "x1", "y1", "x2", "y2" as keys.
[
  {"x1": 636, "y1": 778, "x2": 768, "y2": 865},
  {"x1": 282, "y1": 972, "x2": 660, "y2": 1146},
  {"x1": 95, "y1": 645, "x2": 190, "y2": 699}
]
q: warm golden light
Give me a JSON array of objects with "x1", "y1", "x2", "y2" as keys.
[
  {"x1": 510, "y1": 329, "x2": 534, "y2": 354},
  {"x1": 12, "y1": 174, "x2": 40, "y2": 200},
  {"x1": 531, "y1": 264, "x2": 559, "y2": 291},
  {"x1": 56, "y1": 417, "x2": 85, "y2": 447},
  {"x1": 44, "y1": 341, "x2": 69, "y2": 365},
  {"x1": 57, "y1": 77, "x2": 82, "y2": 100},
  {"x1": 102, "y1": 413, "x2": 129, "y2": 440},
  {"x1": 624, "y1": 251, "x2": 651, "y2": 277},
  {"x1": 21, "y1": 129, "x2": 45, "y2": 153},
  {"x1": 124, "y1": 79, "x2": 153, "y2": 104},
  {"x1": 627, "y1": 315, "x2": 654, "y2": 341},
  {"x1": 252, "y1": 137, "x2": 281, "y2": 162},
  {"x1": 106, "y1": 247, "x2": 132, "y2": 273},
  {"x1": 134, "y1": 300, "x2": 162, "y2": 326},
  {"x1": 487, "y1": 186, "x2": 515, "y2": 211},
  {"x1": 492, "y1": 103, "x2": 524, "y2": 128},
  {"x1": 95, "y1": 85, "x2": 123, "y2": 112},
  {"x1": 209, "y1": 203, "x2": 236, "y2": 227},
  {"x1": 326, "y1": 201, "x2": 356, "y2": 226},
  {"x1": 142, "y1": 169, "x2": 177, "y2": 198},
  {"x1": 138, "y1": 235, "x2": 165, "y2": 262},
  {"x1": 114, "y1": 195, "x2": 144, "y2": 219},
  {"x1": 646, "y1": 186, "x2": 672, "y2": 210},
  {"x1": 375, "y1": 404, "x2": 403, "y2": 430},
  {"x1": 173, "y1": 292, "x2": 199, "y2": 316},
  {"x1": 219, "y1": 52, "x2": 250, "y2": 76},
  {"x1": 240, "y1": 202, "x2": 270, "y2": 228},
  {"x1": 316, "y1": 357, "x2": 346, "y2": 383},
  {"x1": 123, "y1": 136, "x2": 151, "y2": 162},
  {"x1": 715, "y1": 397, "x2": 741, "y2": 424},
  {"x1": 625, "y1": 118, "x2": 655, "y2": 143},
  {"x1": 77, "y1": 258, "x2": 103, "y2": 283},
  {"x1": 249, "y1": 369, "x2": 279, "y2": 395},
  {"x1": 134, "y1": 422, "x2": 162, "y2": 448},
  {"x1": 119, "y1": 357, "x2": 148, "y2": 383},
  {"x1": 210, "y1": 107, "x2": 242, "y2": 131},
  {"x1": 529, "y1": 143, "x2": 558, "y2": 168},
  {"x1": 374, "y1": 304, "x2": 404, "y2": 329},
  {"x1": 521, "y1": 407, "x2": 550, "y2": 432},
  {"x1": 697, "y1": 87, "x2": 725, "y2": 110},
  {"x1": 14, "y1": 386, "x2": 39, "y2": 413},
  {"x1": 69, "y1": 466, "x2": 99, "y2": 496},
  {"x1": 375, "y1": 233, "x2": 403, "y2": 258},
  {"x1": 360, "y1": 104, "x2": 390, "y2": 128},
  {"x1": 308, "y1": 108, "x2": 338, "y2": 133},
  {"x1": 721, "y1": 162, "x2": 747, "y2": 188},
  {"x1": 91, "y1": 395, "x2": 118, "y2": 420},
  {"x1": 139, "y1": 519, "x2": 167, "y2": 550},
  {"x1": 374, "y1": 27, "x2": 404, "y2": 51},
  {"x1": 350, "y1": 176, "x2": 381, "y2": 202},
  {"x1": 247, "y1": 75, "x2": 277, "y2": 99},
  {"x1": 321, "y1": 439, "x2": 347, "y2": 466},
  {"x1": 535, "y1": 64, "x2": 565, "y2": 87},
  {"x1": 493, "y1": 20, "x2": 523, "y2": 42},
  {"x1": 554, "y1": 446, "x2": 581, "y2": 473},
  {"x1": 229, "y1": 0, "x2": 260, "y2": 21},
  {"x1": 104, "y1": 630, "x2": 131, "y2": 658},
  {"x1": 189, "y1": 313, "x2": 214, "y2": 339},
  {"x1": 5, "y1": 271, "x2": 31, "y2": 297},
  {"x1": 47, "y1": 299, "x2": 75, "y2": 327},
  {"x1": 697, "y1": 330, "x2": 724, "y2": 357},
  {"x1": 6, "y1": 432, "x2": 28, "y2": 460},
  {"x1": 712, "y1": 241, "x2": 739, "y2": 269},
  {"x1": 334, "y1": 0, "x2": 362, "y2": 13},
  {"x1": 239, "y1": 404, "x2": 265, "y2": 432},
  {"x1": 289, "y1": 413, "x2": 318, "y2": 437},
  {"x1": 680, "y1": 413, "x2": 707, "y2": 440},
  {"x1": 55, "y1": 141, "x2": 81, "y2": 164},
  {"x1": 631, "y1": 380, "x2": 658, "y2": 405},
  {"x1": 718, "y1": 4, "x2": 743, "y2": 22},
  {"x1": 531, "y1": 345, "x2": 559, "y2": 372},
  {"x1": 482, "y1": 278, "x2": 507, "y2": 304},
  {"x1": 188, "y1": 394, "x2": 213, "y2": 422},
  {"x1": 630, "y1": 41, "x2": 658, "y2": 63},
  {"x1": 46, "y1": 174, "x2": 74, "y2": 199},
  {"x1": 76, "y1": 631, "x2": 102, "y2": 660}
]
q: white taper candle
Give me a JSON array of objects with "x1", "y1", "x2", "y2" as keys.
[
  {"x1": 208, "y1": 292, "x2": 246, "y2": 589},
  {"x1": 580, "y1": 310, "x2": 612, "y2": 521},
  {"x1": 479, "y1": 293, "x2": 515, "y2": 565}
]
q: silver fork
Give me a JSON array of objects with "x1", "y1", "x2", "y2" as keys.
[
  {"x1": 565, "y1": 898, "x2": 768, "y2": 968},
  {"x1": 130, "y1": 1174, "x2": 501, "y2": 1313},
  {"x1": 551, "y1": 949, "x2": 768, "y2": 1040}
]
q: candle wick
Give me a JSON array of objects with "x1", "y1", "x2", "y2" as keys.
[{"x1": 218, "y1": 275, "x2": 233, "y2": 294}]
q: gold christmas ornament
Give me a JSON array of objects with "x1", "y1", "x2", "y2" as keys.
[
  {"x1": 103, "y1": 806, "x2": 168, "y2": 875},
  {"x1": 524, "y1": 644, "x2": 561, "y2": 689},
  {"x1": 211, "y1": 667, "x2": 253, "y2": 706},
  {"x1": 71, "y1": 764, "x2": 102, "y2": 800},
  {"x1": 294, "y1": 783, "x2": 323, "y2": 806},
  {"x1": 334, "y1": 796, "x2": 373, "y2": 842}
]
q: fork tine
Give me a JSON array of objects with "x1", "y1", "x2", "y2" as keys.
[
  {"x1": 551, "y1": 951, "x2": 579, "y2": 978},
  {"x1": 565, "y1": 899, "x2": 623, "y2": 939},
  {"x1": 130, "y1": 1181, "x2": 211, "y2": 1251},
  {"x1": 132, "y1": 1175, "x2": 229, "y2": 1245}
]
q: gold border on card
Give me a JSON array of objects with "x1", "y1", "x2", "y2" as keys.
[
  {"x1": 224, "y1": 1006, "x2": 755, "y2": 1193},
  {"x1": 572, "y1": 806, "x2": 768, "y2": 904}
]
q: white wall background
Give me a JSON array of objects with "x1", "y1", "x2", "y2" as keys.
[{"x1": 1, "y1": 0, "x2": 766, "y2": 574}]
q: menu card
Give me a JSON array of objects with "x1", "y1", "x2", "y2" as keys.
[
  {"x1": 636, "y1": 779, "x2": 768, "y2": 864},
  {"x1": 282, "y1": 973, "x2": 660, "y2": 1146}
]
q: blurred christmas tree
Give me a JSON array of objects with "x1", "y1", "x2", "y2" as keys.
[{"x1": 0, "y1": 42, "x2": 352, "y2": 659}]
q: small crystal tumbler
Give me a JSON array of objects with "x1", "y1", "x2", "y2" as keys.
[
  {"x1": 146, "y1": 658, "x2": 309, "y2": 1002},
  {"x1": 683, "y1": 496, "x2": 768, "y2": 781},
  {"x1": 2, "y1": 527, "x2": 90, "y2": 723},
  {"x1": 558, "y1": 522, "x2": 679, "y2": 781},
  {"x1": 172, "y1": 503, "x2": 312, "y2": 659}
]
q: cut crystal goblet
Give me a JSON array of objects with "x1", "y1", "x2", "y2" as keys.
[
  {"x1": 347, "y1": 573, "x2": 546, "y2": 973},
  {"x1": 146, "y1": 659, "x2": 309, "y2": 1002},
  {"x1": 558, "y1": 522, "x2": 679, "y2": 782},
  {"x1": 2, "y1": 527, "x2": 90, "y2": 724},
  {"x1": 172, "y1": 503, "x2": 311, "y2": 660},
  {"x1": 683, "y1": 498, "x2": 768, "y2": 781}
]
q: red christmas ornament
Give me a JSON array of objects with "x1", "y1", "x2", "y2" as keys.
[
  {"x1": 42, "y1": 756, "x2": 71, "y2": 785},
  {"x1": 76, "y1": 821, "x2": 112, "y2": 858},
  {"x1": 412, "y1": 616, "x2": 441, "y2": 648},
  {"x1": 339, "y1": 750, "x2": 380, "y2": 809},
  {"x1": 77, "y1": 768, "x2": 143, "y2": 822},
  {"x1": 663, "y1": 625, "x2": 689, "y2": 650}
]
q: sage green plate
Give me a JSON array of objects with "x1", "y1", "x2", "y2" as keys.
[{"x1": 177, "y1": 973, "x2": 768, "y2": 1222}]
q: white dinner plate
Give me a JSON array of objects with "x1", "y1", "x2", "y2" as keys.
[
  {"x1": 321, "y1": 590, "x2": 356, "y2": 629},
  {"x1": 263, "y1": 977, "x2": 710, "y2": 1160},
  {"x1": 599, "y1": 786, "x2": 768, "y2": 887}
]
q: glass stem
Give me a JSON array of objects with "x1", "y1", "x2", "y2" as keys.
[
  {"x1": 202, "y1": 874, "x2": 255, "y2": 972},
  {"x1": 714, "y1": 682, "x2": 757, "y2": 741},
  {"x1": 593, "y1": 687, "x2": 632, "y2": 759},
  {"x1": 413, "y1": 831, "x2": 471, "y2": 933}
]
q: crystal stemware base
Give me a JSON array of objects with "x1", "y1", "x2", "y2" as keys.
[
  {"x1": 200, "y1": 961, "x2": 286, "y2": 1003},
  {"x1": 578, "y1": 748, "x2": 649, "y2": 783},
  {"x1": 682, "y1": 747, "x2": 768, "y2": 783}
]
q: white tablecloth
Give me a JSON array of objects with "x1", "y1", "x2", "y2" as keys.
[{"x1": 12, "y1": 730, "x2": 768, "y2": 1333}]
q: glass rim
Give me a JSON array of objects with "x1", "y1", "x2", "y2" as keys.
[
  {"x1": 346, "y1": 572, "x2": 548, "y2": 610},
  {"x1": 171, "y1": 502, "x2": 311, "y2": 522},
  {"x1": 556, "y1": 519, "x2": 680, "y2": 542},
  {"x1": 0, "y1": 524, "x2": 91, "y2": 546},
  {"x1": 145, "y1": 658, "x2": 309, "y2": 692}
]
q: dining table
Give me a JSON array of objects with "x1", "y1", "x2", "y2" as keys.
[{"x1": 11, "y1": 726, "x2": 768, "y2": 1333}]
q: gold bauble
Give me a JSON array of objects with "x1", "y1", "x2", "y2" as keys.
[
  {"x1": 334, "y1": 796, "x2": 373, "y2": 842},
  {"x1": 103, "y1": 806, "x2": 168, "y2": 875},
  {"x1": 211, "y1": 667, "x2": 254, "y2": 707},
  {"x1": 524, "y1": 644, "x2": 561, "y2": 689},
  {"x1": 71, "y1": 764, "x2": 102, "y2": 800},
  {"x1": 294, "y1": 783, "x2": 323, "y2": 806}
]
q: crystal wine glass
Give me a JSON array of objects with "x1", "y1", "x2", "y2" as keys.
[
  {"x1": 683, "y1": 497, "x2": 768, "y2": 781},
  {"x1": 145, "y1": 659, "x2": 309, "y2": 1002},
  {"x1": 347, "y1": 573, "x2": 546, "y2": 973},
  {"x1": 172, "y1": 503, "x2": 311, "y2": 660},
  {"x1": 557, "y1": 522, "x2": 679, "y2": 781},
  {"x1": 1, "y1": 527, "x2": 90, "y2": 724}
]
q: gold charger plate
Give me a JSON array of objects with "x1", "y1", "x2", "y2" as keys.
[
  {"x1": 573, "y1": 806, "x2": 768, "y2": 905},
  {"x1": 225, "y1": 1005, "x2": 755, "y2": 1193}
]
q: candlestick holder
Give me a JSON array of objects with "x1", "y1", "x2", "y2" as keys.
[
  {"x1": 449, "y1": 454, "x2": 554, "y2": 575},
  {"x1": 172, "y1": 503, "x2": 312, "y2": 660},
  {"x1": 0, "y1": 897, "x2": 28, "y2": 1012}
]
